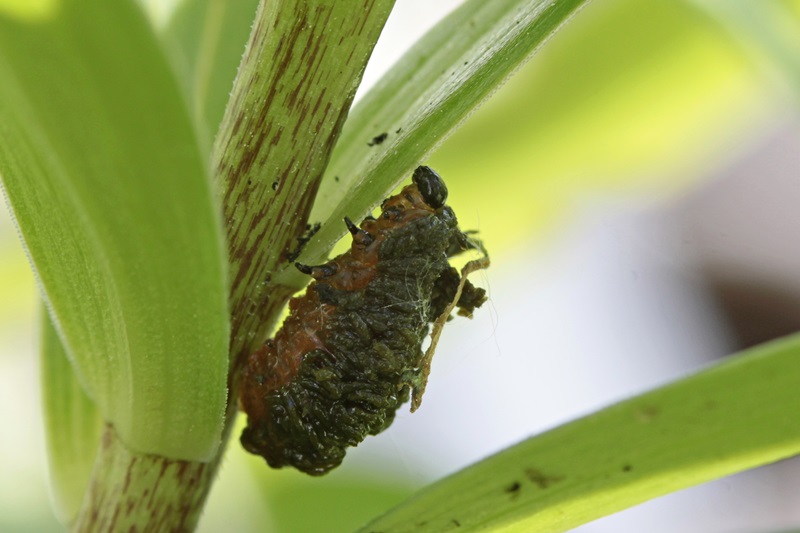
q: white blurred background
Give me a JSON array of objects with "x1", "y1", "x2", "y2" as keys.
[{"x1": 3, "y1": 0, "x2": 800, "y2": 531}]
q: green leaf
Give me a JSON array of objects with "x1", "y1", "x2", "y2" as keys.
[
  {"x1": 429, "y1": 0, "x2": 768, "y2": 253},
  {"x1": 282, "y1": 0, "x2": 589, "y2": 284},
  {"x1": 0, "y1": 0, "x2": 229, "y2": 461},
  {"x1": 160, "y1": 0, "x2": 261, "y2": 150},
  {"x1": 361, "y1": 334, "x2": 800, "y2": 532},
  {"x1": 40, "y1": 309, "x2": 103, "y2": 524},
  {"x1": 693, "y1": 0, "x2": 800, "y2": 101}
]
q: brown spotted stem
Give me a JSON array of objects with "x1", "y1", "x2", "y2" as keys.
[{"x1": 71, "y1": 2, "x2": 395, "y2": 530}]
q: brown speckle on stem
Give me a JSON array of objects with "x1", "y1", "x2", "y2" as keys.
[{"x1": 71, "y1": 2, "x2": 396, "y2": 531}]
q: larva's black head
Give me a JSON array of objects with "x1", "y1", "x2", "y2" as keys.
[{"x1": 413, "y1": 166, "x2": 448, "y2": 209}]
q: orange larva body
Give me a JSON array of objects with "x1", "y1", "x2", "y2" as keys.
[{"x1": 240, "y1": 167, "x2": 486, "y2": 475}]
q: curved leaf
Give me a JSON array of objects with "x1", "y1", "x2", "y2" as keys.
[
  {"x1": 40, "y1": 309, "x2": 103, "y2": 524},
  {"x1": 362, "y1": 334, "x2": 800, "y2": 532},
  {"x1": 279, "y1": 0, "x2": 590, "y2": 286},
  {"x1": 0, "y1": 0, "x2": 229, "y2": 461}
]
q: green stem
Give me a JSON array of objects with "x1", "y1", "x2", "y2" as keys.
[
  {"x1": 72, "y1": 425, "x2": 209, "y2": 531},
  {"x1": 72, "y1": 1, "x2": 395, "y2": 530},
  {"x1": 214, "y1": 0, "x2": 396, "y2": 366}
]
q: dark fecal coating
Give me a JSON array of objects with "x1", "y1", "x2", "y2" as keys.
[{"x1": 240, "y1": 166, "x2": 487, "y2": 476}]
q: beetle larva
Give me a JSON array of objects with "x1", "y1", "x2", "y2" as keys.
[{"x1": 240, "y1": 166, "x2": 488, "y2": 475}]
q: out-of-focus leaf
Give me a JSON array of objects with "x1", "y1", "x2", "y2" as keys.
[
  {"x1": 430, "y1": 0, "x2": 770, "y2": 253},
  {"x1": 281, "y1": 0, "x2": 589, "y2": 285},
  {"x1": 250, "y1": 464, "x2": 413, "y2": 533},
  {"x1": 0, "y1": 0, "x2": 229, "y2": 461},
  {"x1": 363, "y1": 334, "x2": 800, "y2": 532},
  {"x1": 134, "y1": 0, "x2": 181, "y2": 26},
  {"x1": 40, "y1": 310, "x2": 102, "y2": 524},
  {"x1": 0, "y1": 0, "x2": 56, "y2": 23},
  {"x1": 161, "y1": 0, "x2": 261, "y2": 150},
  {"x1": 694, "y1": 0, "x2": 800, "y2": 101}
]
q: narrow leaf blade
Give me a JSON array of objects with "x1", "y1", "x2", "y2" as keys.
[
  {"x1": 361, "y1": 335, "x2": 800, "y2": 532},
  {"x1": 40, "y1": 309, "x2": 103, "y2": 524},
  {"x1": 286, "y1": 0, "x2": 590, "y2": 283}
]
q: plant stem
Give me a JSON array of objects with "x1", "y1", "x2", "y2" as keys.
[
  {"x1": 72, "y1": 1, "x2": 394, "y2": 530},
  {"x1": 72, "y1": 425, "x2": 209, "y2": 531},
  {"x1": 214, "y1": 0, "x2": 396, "y2": 367}
]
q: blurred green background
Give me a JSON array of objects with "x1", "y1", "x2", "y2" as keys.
[{"x1": 2, "y1": 0, "x2": 799, "y2": 531}]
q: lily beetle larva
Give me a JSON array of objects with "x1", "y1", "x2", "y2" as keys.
[{"x1": 240, "y1": 166, "x2": 488, "y2": 475}]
